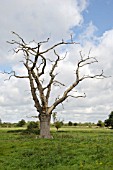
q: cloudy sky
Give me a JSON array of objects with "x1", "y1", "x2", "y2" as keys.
[{"x1": 0, "y1": 0, "x2": 113, "y2": 123}]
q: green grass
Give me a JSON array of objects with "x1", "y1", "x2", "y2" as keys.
[{"x1": 0, "y1": 127, "x2": 113, "y2": 170}]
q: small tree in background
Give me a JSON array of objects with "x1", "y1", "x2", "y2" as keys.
[
  {"x1": 52, "y1": 112, "x2": 57, "y2": 123},
  {"x1": 68, "y1": 121, "x2": 73, "y2": 126},
  {"x1": 54, "y1": 121, "x2": 63, "y2": 131},
  {"x1": 97, "y1": 120, "x2": 104, "y2": 127},
  {"x1": 104, "y1": 111, "x2": 113, "y2": 128},
  {"x1": 52, "y1": 112, "x2": 63, "y2": 131},
  {"x1": 16, "y1": 119, "x2": 26, "y2": 127}
]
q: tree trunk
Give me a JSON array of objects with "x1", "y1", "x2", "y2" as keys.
[{"x1": 39, "y1": 113, "x2": 52, "y2": 139}]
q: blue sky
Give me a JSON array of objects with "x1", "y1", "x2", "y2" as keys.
[
  {"x1": 83, "y1": 0, "x2": 113, "y2": 36},
  {"x1": 0, "y1": 0, "x2": 113, "y2": 123},
  {"x1": 72, "y1": 0, "x2": 113, "y2": 43}
]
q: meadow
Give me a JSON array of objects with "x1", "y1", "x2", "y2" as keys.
[{"x1": 0, "y1": 126, "x2": 113, "y2": 170}]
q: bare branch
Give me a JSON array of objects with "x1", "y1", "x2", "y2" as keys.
[
  {"x1": 87, "y1": 48, "x2": 92, "y2": 58},
  {"x1": 11, "y1": 31, "x2": 26, "y2": 44},
  {"x1": 31, "y1": 43, "x2": 40, "y2": 71},
  {"x1": 40, "y1": 40, "x2": 79, "y2": 55},
  {"x1": 67, "y1": 93, "x2": 86, "y2": 98},
  {"x1": 45, "y1": 49, "x2": 62, "y2": 102},
  {"x1": 26, "y1": 115, "x2": 38, "y2": 118},
  {"x1": 29, "y1": 37, "x2": 50, "y2": 46},
  {"x1": 46, "y1": 58, "x2": 55, "y2": 62},
  {"x1": 3, "y1": 70, "x2": 28, "y2": 80},
  {"x1": 53, "y1": 80, "x2": 65, "y2": 87},
  {"x1": 7, "y1": 32, "x2": 37, "y2": 55},
  {"x1": 80, "y1": 70, "x2": 108, "y2": 81},
  {"x1": 38, "y1": 37, "x2": 50, "y2": 45},
  {"x1": 38, "y1": 54, "x2": 47, "y2": 76},
  {"x1": 75, "y1": 55, "x2": 99, "y2": 83}
]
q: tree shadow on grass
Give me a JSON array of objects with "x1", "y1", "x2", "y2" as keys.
[
  {"x1": 52, "y1": 130, "x2": 69, "y2": 133},
  {"x1": 7, "y1": 129, "x2": 40, "y2": 135}
]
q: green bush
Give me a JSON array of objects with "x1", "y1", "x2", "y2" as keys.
[
  {"x1": 1, "y1": 122, "x2": 12, "y2": 128},
  {"x1": 26, "y1": 121, "x2": 39, "y2": 134},
  {"x1": 73, "y1": 122, "x2": 78, "y2": 126},
  {"x1": 97, "y1": 120, "x2": 104, "y2": 127}
]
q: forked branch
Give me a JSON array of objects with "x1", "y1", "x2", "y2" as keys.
[{"x1": 48, "y1": 52, "x2": 107, "y2": 114}]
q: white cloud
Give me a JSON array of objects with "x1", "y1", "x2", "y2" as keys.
[
  {"x1": 0, "y1": 0, "x2": 88, "y2": 45},
  {"x1": 79, "y1": 21, "x2": 98, "y2": 42},
  {"x1": 0, "y1": 0, "x2": 88, "y2": 69}
]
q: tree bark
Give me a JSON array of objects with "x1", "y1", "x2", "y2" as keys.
[{"x1": 39, "y1": 113, "x2": 52, "y2": 139}]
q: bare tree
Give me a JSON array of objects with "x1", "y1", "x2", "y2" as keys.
[{"x1": 4, "y1": 32, "x2": 106, "y2": 138}]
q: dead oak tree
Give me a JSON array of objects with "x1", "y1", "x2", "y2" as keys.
[{"x1": 5, "y1": 32, "x2": 106, "y2": 138}]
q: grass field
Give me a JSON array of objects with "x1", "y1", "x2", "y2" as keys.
[{"x1": 0, "y1": 126, "x2": 113, "y2": 170}]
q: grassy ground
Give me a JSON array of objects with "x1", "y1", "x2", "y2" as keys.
[{"x1": 0, "y1": 126, "x2": 113, "y2": 170}]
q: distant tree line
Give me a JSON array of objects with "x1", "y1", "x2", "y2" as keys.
[
  {"x1": 0, "y1": 119, "x2": 39, "y2": 129},
  {"x1": 0, "y1": 111, "x2": 113, "y2": 129}
]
